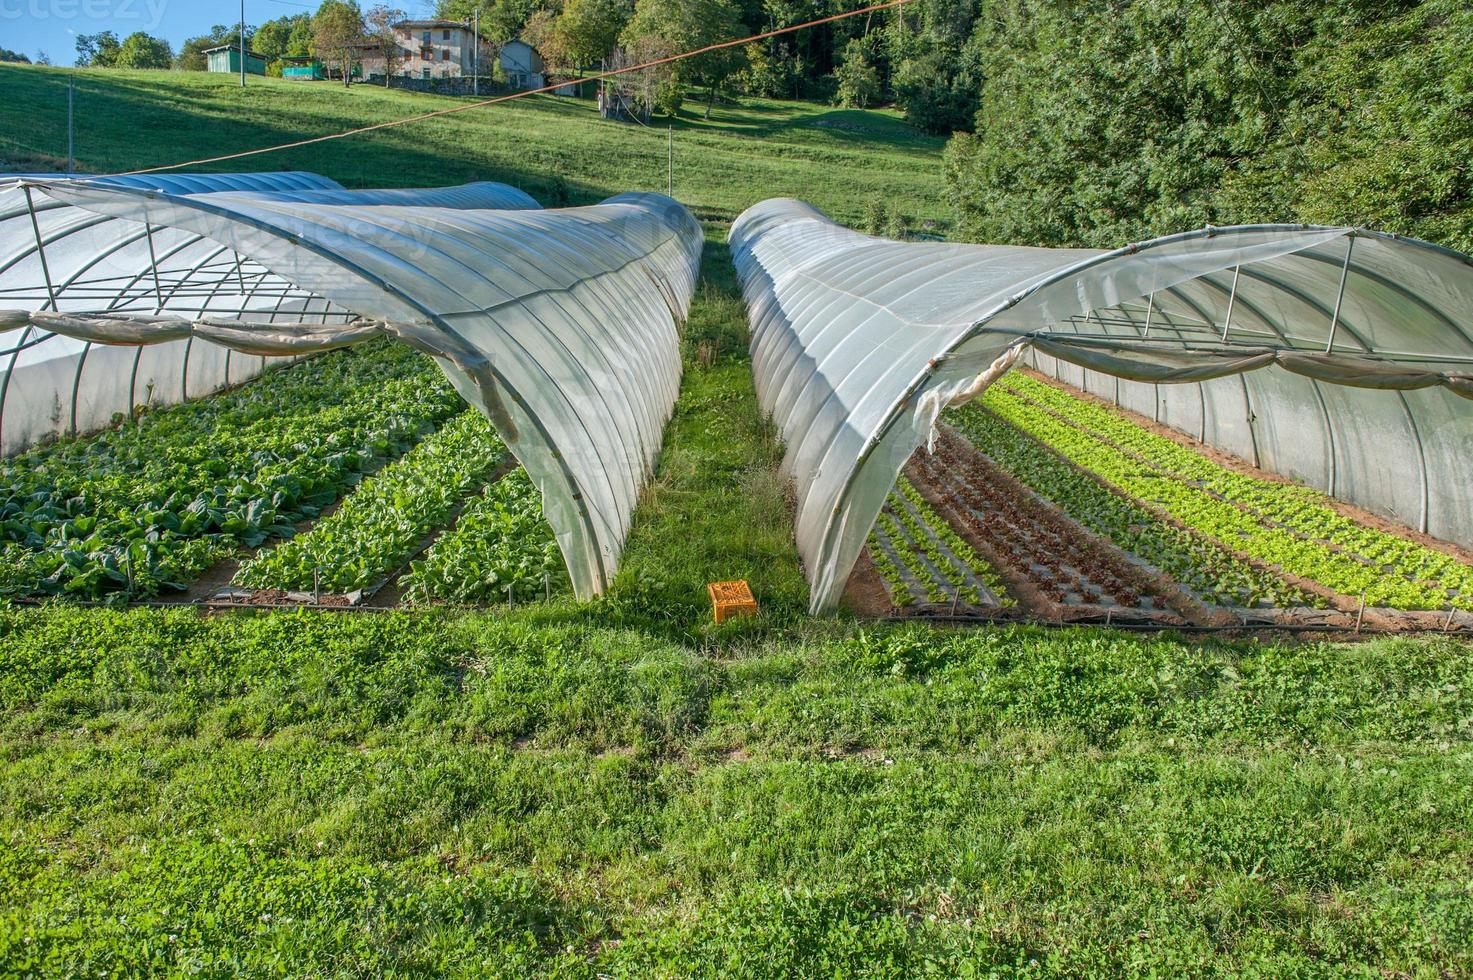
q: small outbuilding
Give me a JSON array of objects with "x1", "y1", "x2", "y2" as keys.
[
  {"x1": 204, "y1": 45, "x2": 266, "y2": 76},
  {"x1": 499, "y1": 39, "x2": 544, "y2": 90}
]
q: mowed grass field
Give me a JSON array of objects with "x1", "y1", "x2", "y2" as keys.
[
  {"x1": 0, "y1": 66, "x2": 950, "y2": 229},
  {"x1": 2, "y1": 65, "x2": 1472, "y2": 975}
]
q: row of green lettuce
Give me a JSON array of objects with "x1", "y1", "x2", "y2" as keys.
[
  {"x1": 867, "y1": 478, "x2": 1010, "y2": 608},
  {"x1": 1002, "y1": 373, "x2": 1473, "y2": 606},
  {"x1": 234, "y1": 411, "x2": 567, "y2": 604},
  {"x1": 233, "y1": 411, "x2": 510, "y2": 595},
  {"x1": 973, "y1": 374, "x2": 1472, "y2": 611},
  {"x1": 0, "y1": 341, "x2": 463, "y2": 600},
  {"x1": 949, "y1": 401, "x2": 1316, "y2": 610}
]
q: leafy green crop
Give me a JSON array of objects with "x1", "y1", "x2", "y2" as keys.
[
  {"x1": 988, "y1": 375, "x2": 1470, "y2": 611},
  {"x1": 401, "y1": 468, "x2": 567, "y2": 605},
  {"x1": 865, "y1": 478, "x2": 1013, "y2": 608},
  {"x1": 0, "y1": 341, "x2": 462, "y2": 599},
  {"x1": 950, "y1": 403, "x2": 1313, "y2": 609},
  {"x1": 999, "y1": 373, "x2": 1473, "y2": 610},
  {"x1": 235, "y1": 410, "x2": 508, "y2": 594}
]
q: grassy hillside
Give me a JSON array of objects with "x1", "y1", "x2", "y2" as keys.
[
  {"x1": 0, "y1": 65, "x2": 950, "y2": 230},
  {"x1": 1, "y1": 66, "x2": 1471, "y2": 975}
]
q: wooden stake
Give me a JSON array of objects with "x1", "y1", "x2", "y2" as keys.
[{"x1": 1354, "y1": 592, "x2": 1366, "y2": 633}]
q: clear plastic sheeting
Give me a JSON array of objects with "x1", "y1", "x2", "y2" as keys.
[
  {"x1": 730, "y1": 198, "x2": 1473, "y2": 612},
  {"x1": 17, "y1": 175, "x2": 701, "y2": 599},
  {"x1": 0, "y1": 171, "x2": 355, "y2": 455}
]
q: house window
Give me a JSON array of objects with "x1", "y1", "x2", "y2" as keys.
[
  {"x1": 442, "y1": 29, "x2": 450, "y2": 41},
  {"x1": 422, "y1": 67, "x2": 431, "y2": 79},
  {"x1": 421, "y1": 31, "x2": 430, "y2": 44},
  {"x1": 442, "y1": 49, "x2": 449, "y2": 61}
]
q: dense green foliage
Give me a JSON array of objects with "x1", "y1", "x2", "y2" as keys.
[
  {"x1": 441, "y1": 0, "x2": 980, "y2": 130},
  {"x1": 74, "y1": 31, "x2": 174, "y2": 70},
  {"x1": 2, "y1": 606, "x2": 1470, "y2": 973},
  {"x1": 945, "y1": 0, "x2": 1473, "y2": 251},
  {"x1": 0, "y1": 342, "x2": 459, "y2": 600}
]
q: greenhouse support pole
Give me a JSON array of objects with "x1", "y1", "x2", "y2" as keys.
[
  {"x1": 668, "y1": 126, "x2": 673, "y2": 196},
  {"x1": 1220, "y1": 265, "x2": 1240, "y2": 341},
  {"x1": 1325, "y1": 235, "x2": 1355, "y2": 352},
  {"x1": 22, "y1": 189, "x2": 58, "y2": 312},
  {"x1": 144, "y1": 223, "x2": 165, "y2": 310},
  {"x1": 473, "y1": 9, "x2": 479, "y2": 96},
  {"x1": 1141, "y1": 291, "x2": 1154, "y2": 337},
  {"x1": 240, "y1": 0, "x2": 247, "y2": 88}
]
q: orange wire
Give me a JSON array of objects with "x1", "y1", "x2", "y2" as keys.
[{"x1": 106, "y1": 0, "x2": 916, "y2": 178}]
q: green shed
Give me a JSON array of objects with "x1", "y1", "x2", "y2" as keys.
[{"x1": 204, "y1": 45, "x2": 266, "y2": 76}]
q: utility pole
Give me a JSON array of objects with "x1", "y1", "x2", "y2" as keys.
[
  {"x1": 239, "y1": 0, "x2": 246, "y2": 87},
  {"x1": 66, "y1": 77, "x2": 74, "y2": 175},
  {"x1": 472, "y1": 8, "x2": 479, "y2": 96}
]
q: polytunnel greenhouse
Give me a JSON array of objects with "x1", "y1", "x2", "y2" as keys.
[
  {"x1": 0, "y1": 172, "x2": 702, "y2": 598},
  {"x1": 729, "y1": 198, "x2": 1473, "y2": 613}
]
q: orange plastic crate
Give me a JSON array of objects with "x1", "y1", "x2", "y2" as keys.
[{"x1": 707, "y1": 580, "x2": 758, "y2": 624}]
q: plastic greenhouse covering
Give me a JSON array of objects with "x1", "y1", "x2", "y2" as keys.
[
  {"x1": 730, "y1": 198, "x2": 1473, "y2": 613},
  {"x1": 0, "y1": 172, "x2": 702, "y2": 599}
]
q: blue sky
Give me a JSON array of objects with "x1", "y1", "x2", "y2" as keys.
[{"x1": 2, "y1": 0, "x2": 440, "y2": 64}]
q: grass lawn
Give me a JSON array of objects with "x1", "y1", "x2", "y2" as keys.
[
  {"x1": 1, "y1": 65, "x2": 1471, "y2": 975},
  {"x1": 3, "y1": 608, "x2": 1470, "y2": 974},
  {"x1": 0, "y1": 65, "x2": 950, "y2": 230}
]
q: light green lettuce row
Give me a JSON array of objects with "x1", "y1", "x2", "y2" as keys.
[
  {"x1": 986, "y1": 381, "x2": 1456, "y2": 609},
  {"x1": 401, "y1": 468, "x2": 566, "y2": 605},
  {"x1": 1002, "y1": 373, "x2": 1473, "y2": 609}
]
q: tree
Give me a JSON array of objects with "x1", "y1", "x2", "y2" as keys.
[
  {"x1": 287, "y1": 15, "x2": 317, "y2": 57},
  {"x1": 365, "y1": 5, "x2": 407, "y2": 85},
  {"x1": 115, "y1": 32, "x2": 174, "y2": 69},
  {"x1": 0, "y1": 48, "x2": 30, "y2": 64},
  {"x1": 558, "y1": 0, "x2": 633, "y2": 69},
  {"x1": 892, "y1": 52, "x2": 977, "y2": 134},
  {"x1": 253, "y1": 20, "x2": 290, "y2": 65},
  {"x1": 34, "y1": 51, "x2": 52, "y2": 66},
  {"x1": 605, "y1": 41, "x2": 671, "y2": 118},
  {"x1": 621, "y1": 0, "x2": 745, "y2": 118},
  {"x1": 438, "y1": 0, "x2": 545, "y2": 46},
  {"x1": 315, "y1": 0, "x2": 366, "y2": 87},
  {"x1": 75, "y1": 31, "x2": 121, "y2": 68},
  {"x1": 522, "y1": 9, "x2": 573, "y2": 75},
  {"x1": 736, "y1": 41, "x2": 802, "y2": 99},
  {"x1": 832, "y1": 38, "x2": 878, "y2": 108}
]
